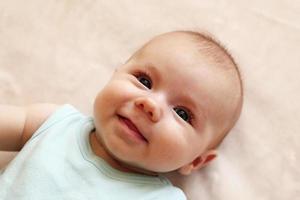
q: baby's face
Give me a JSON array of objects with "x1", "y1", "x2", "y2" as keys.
[{"x1": 93, "y1": 32, "x2": 241, "y2": 174}]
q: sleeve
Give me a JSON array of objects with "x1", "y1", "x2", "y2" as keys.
[{"x1": 29, "y1": 104, "x2": 79, "y2": 139}]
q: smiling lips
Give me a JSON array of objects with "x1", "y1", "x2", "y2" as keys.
[{"x1": 118, "y1": 115, "x2": 148, "y2": 142}]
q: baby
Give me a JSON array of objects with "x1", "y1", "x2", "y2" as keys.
[{"x1": 0, "y1": 31, "x2": 243, "y2": 199}]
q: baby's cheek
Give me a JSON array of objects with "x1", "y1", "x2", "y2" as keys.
[
  {"x1": 108, "y1": 79, "x2": 140, "y2": 101},
  {"x1": 151, "y1": 125, "x2": 188, "y2": 165}
]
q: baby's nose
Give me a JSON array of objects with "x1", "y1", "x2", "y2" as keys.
[{"x1": 134, "y1": 97, "x2": 161, "y2": 122}]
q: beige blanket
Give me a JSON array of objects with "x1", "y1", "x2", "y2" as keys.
[{"x1": 1, "y1": 0, "x2": 299, "y2": 199}]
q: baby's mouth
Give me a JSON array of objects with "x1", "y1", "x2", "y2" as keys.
[{"x1": 117, "y1": 115, "x2": 148, "y2": 142}]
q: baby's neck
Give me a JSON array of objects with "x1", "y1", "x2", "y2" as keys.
[{"x1": 89, "y1": 130, "x2": 158, "y2": 176}]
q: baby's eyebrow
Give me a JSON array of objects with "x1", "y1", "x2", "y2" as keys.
[
  {"x1": 144, "y1": 63, "x2": 161, "y2": 81},
  {"x1": 181, "y1": 92, "x2": 205, "y2": 117}
]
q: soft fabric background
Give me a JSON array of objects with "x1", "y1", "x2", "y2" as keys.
[{"x1": 0, "y1": 0, "x2": 299, "y2": 199}]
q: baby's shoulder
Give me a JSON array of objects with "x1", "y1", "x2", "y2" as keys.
[{"x1": 21, "y1": 103, "x2": 61, "y2": 146}]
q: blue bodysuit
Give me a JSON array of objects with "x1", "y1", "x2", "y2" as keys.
[{"x1": 0, "y1": 104, "x2": 186, "y2": 200}]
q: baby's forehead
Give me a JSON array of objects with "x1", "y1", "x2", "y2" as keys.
[
  {"x1": 132, "y1": 32, "x2": 240, "y2": 101},
  {"x1": 132, "y1": 45, "x2": 239, "y2": 117},
  {"x1": 136, "y1": 32, "x2": 234, "y2": 71}
]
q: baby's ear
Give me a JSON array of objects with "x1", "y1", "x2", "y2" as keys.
[{"x1": 178, "y1": 150, "x2": 218, "y2": 175}]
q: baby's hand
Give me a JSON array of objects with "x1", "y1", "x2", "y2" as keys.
[{"x1": 0, "y1": 103, "x2": 59, "y2": 151}]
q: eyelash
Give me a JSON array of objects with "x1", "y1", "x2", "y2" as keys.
[
  {"x1": 133, "y1": 70, "x2": 195, "y2": 125},
  {"x1": 180, "y1": 107, "x2": 195, "y2": 124},
  {"x1": 133, "y1": 69, "x2": 153, "y2": 90}
]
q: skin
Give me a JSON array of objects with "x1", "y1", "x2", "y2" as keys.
[{"x1": 90, "y1": 32, "x2": 242, "y2": 176}]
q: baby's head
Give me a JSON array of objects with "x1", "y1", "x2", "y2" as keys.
[{"x1": 93, "y1": 31, "x2": 243, "y2": 175}]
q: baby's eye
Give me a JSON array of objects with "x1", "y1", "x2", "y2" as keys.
[
  {"x1": 136, "y1": 73, "x2": 152, "y2": 89},
  {"x1": 173, "y1": 107, "x2": 193, "y2": 124}
]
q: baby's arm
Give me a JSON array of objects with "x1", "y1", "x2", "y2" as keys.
[
  {"x1": 0, "y1": 104, "x2": 59, "y2": 152},
  {"x1": 0, "y1": 151, "x2": 18, "y2": 169}
]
